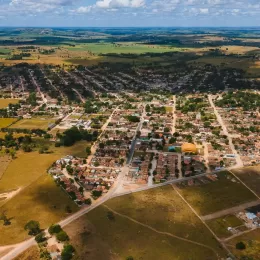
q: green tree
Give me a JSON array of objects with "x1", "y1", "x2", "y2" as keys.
[
  {"x1": 61, "y1": 244, "x2": 75, "y2": 260},
  {"x1": 56, "y1": 230, "x2": 69, "y2": 242},
  {"x1": 35, "y1": 232, "x2": 46, "y2": 243},
  {"x1": 24, "y1": 220, "x2": 41, "y2": 235},
  {"x1": 48, "y1": 224, "x2": 62, "y2": 235}
]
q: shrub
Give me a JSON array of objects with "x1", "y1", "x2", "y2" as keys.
[
  {"x1": 236, "y1": 242, "x2": 246, "y2": 250},
  {"x1": 35, "y1": 232, "x2": 46, "y2": 243}
]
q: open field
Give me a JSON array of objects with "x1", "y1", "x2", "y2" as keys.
[
  {"x1": 14, "y1": 246, "x2": 40, "y2": 260},
  {"x1": 0, "y1": 99, "x2": 19, "y2": 109},
  {"x1": 0, "y1": 118, "x2": 18, "y2": 128},
  {"x1": 231, "y1": 166, "x2": 260, "y2": 196},
  {"x1": 0, "y1": 141, "x2": 90, "y2": 245},
  {"x1": 206, "y1": 215, "x2": 245, "y2": 239},
  {"x1": 226, "y1": 229, "x2": 260, "y2": 260},
  {"x1": 65, "y1": 42, "x2": 184, "y2": 54},
  {"x1": 65, "y1": 199, "x2": 226, "y2": 260},
  {"x1": 0, "y1": 156, "x2": 12, "y2": 180},
  {"x1": 0, "y1": 141, "x2": 90, "y2": 193},
  {"x1": 103, "y1": 185, "x2": 227, "y2": 258},
  {"x1": 176, "y1": 171, "x2": 257, "y2": 216},
  {"x1": 9, "y1": 118, "x2": 55, "y2": 130},
  {"x1": 0, "y1": 174, "x2": 78, "y2": 245}
]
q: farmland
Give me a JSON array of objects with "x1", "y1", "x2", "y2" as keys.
[
  {"x1": 0, "y1": 99, "x2": 19, "y2": 109},
  {"x1": 0, "y1": 118, "x2": 18, "y2": 128},
  {"x1": 176, "y1": 172, "x2": 257, "y2": 216}
]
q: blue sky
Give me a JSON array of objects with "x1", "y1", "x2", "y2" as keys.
[{"x1": 1, "y1": 0, "x2": 260, "y2": 27}]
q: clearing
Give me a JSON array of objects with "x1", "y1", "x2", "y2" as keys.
[{"x1": 14, "y1": 245, "x2": 40, "y2": 260}]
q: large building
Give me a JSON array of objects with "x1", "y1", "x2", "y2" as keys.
[{"x1": 181, "y1": 143, "x2": 197, "y2": 153}]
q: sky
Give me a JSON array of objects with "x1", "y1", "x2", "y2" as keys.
[{"x1": 0, "y1": 0, "x2": 260, "y2": 27}]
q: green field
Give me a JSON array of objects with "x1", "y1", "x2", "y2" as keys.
[
  {"x1": 207, "y1": 215, "x2": 245, "y2": 239},
  {"x1": 0, "y1": 118, "x2": 18, "y2": 128},
  {"x1": 66, "y1": 42, "x2": 184, "y2": 54},
  {"x1": 10, "y1": 118, "x2": 55, "y2": 130},
  {"x1": 65, "y1": 185, "x2": 227, "y2": 260},
  {"x1": 0, "y1": 99, "x2": 19, "y2": 109},
  {"x1": 176, "y1": 171, "x2": 256, "y2": 216}
]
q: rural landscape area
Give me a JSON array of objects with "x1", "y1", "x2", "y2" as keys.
[{"x1": 0, "y1": 26, "x2": 259, "y2": 260}]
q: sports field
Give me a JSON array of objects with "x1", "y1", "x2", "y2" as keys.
[
  {"x1": 9, "y1": 118, "x2": 55, "y2": 130},
  {"x1": 0, "y1": 99, "x2": 20, "y2": 109}
]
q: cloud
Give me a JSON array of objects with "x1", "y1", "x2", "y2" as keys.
[
  {"x1": 96, "y1": 0, "x2": 145, "y2": 9},
  {"x1": 200, "y1": 8, "x2": 209, "y2": 14}
]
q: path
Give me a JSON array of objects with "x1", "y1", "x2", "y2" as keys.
[
  {"x1": 201, "y1": 199, "x2": 260, "y2": 221},
  {"x1": 102, "y1": 205, "x2": 219, "y2": 258},
  {"x1": 208, "y1": 95, "x2": 243, "y2": 168},
  {"x1": 172, "y1": 184, "x2": 233, "y2": 257}
]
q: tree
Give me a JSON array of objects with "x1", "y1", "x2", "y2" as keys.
[
  {"x1": 35, "y1": 232, "x2": 46, "y2": 243},
  {"x1": 48, "y1": 224, "x2": 62, "y2": 235},
  {"x1": 236, "y1": 242, "x2": 246, "y2": 250},
  {"x1": 61, "y1": 244, "x2": 75, "y2": 260},
  {"x1": 85, "y1": 198, "x2": 92, "y2": 205},
  {"x1": 56, "y1": 230, "x2": 69, "y2": 242},
  {"x1": 24, "y1": 220, "x2": 41, "y2": 235},
  {"x1": 126, "y1": 257, "x2": 134, "y2": 260}
]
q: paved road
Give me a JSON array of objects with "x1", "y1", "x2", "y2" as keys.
[{"x1": 201, "y1": 199, "x2": 260, "y2": 221}]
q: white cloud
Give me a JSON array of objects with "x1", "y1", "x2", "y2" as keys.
[
  {"x1": 200, "y1": 8, "x2": 209, "y2": 14},
  {"x1": 96, "y1": 0, "x2": 145, "y2": 9}
]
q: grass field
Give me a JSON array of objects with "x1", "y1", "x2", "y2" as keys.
[
  {"x1": 0, "y1": 141, "x2": 89, "y2": 193},
  {"x1": 0, "y1": 156, "x2": 12, "y2": 180},
  {"x1": 176, "y1": 171, "x2": 256, "y2": 216},
  {"x1": 226, "y1": 229, "x2": 260, "y2": 260},
  {"x1": 0, "y1": 141, "x2": 90, "y2": 245},
  {"x1": 231, "y1": 166, "x2": 260, "y2": 196},
  {"x1": 206, "y1": 215, "x2": 245, "y2": 239},
  {"x1": 0, "y1": 174, "x2": 78, "y2": 245},
  {"x1": 66, "y1": 42, "x2": 184, "y2": 54},
  {"x1": 64, "y1": 185, "x2": 227, "y2": 260},
  {"x1": 9, "y1": 118, "x2": 55, "y2": 130},
  {"x1": 0, "y1": 118, "x2": 18, "y2": 128},
  {"x1": 14, "y1": 246, "x2": 40, "y2": 260},
  {"x1": 0, "y1": 99, "x2": 19, "y2": 109}
]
